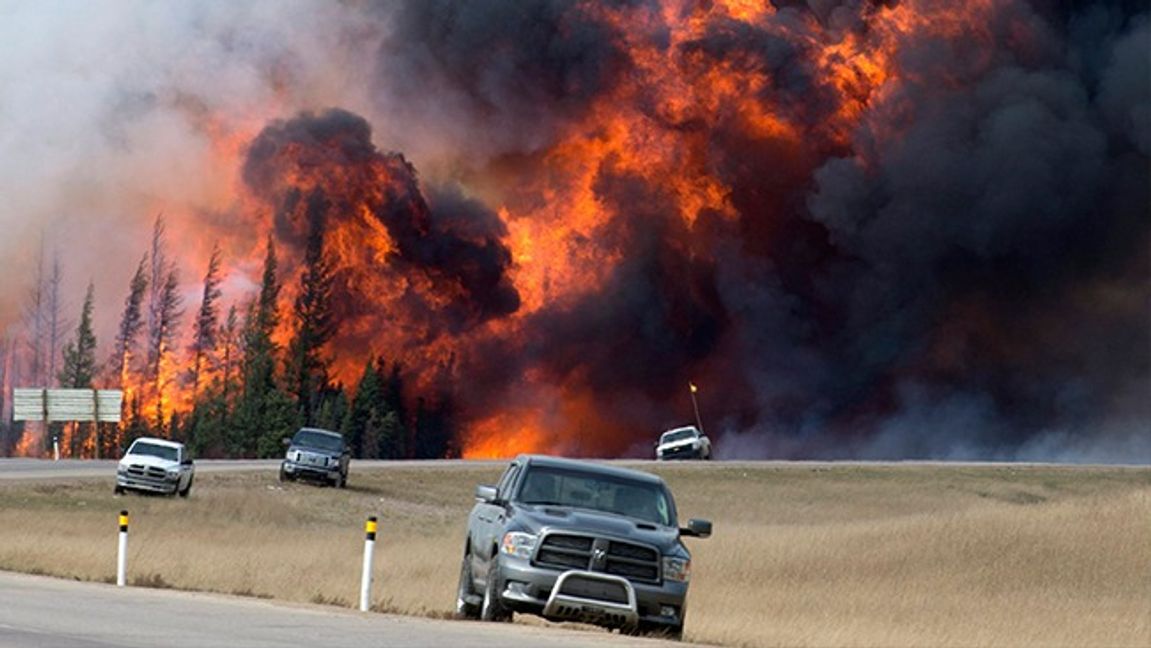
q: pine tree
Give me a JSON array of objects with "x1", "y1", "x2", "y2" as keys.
[
  {"x1": 110, "y1": 256, "x2": 149, "y2": 451},
  {"x1": 235, "y1": 237, "x2": 297, "y2": 457},
  {"x1": 59, "y1": 283, "x2": 97, "y2": 389},
  {"x1": 380, "y1": 360, "x2": 408, "y2": 458},
  {"x1": 141, "y1": 216, "x2": 183, "y2": 435},
  {"x1": 189, "y1": 243, "x2": 223, "y2": 399},
  {"x1": 144, "y1": 215, "x2": 171, "y2": 377},
  {"x1": 44, "y1": 252, "x2": 68, "y2": 388},
  {"x1": 150, "y1": 269, "x2": 183, "y2": 433},
  {"x1": 122, "y1": 393, "x2": 148, "y2": 451},
  {"x1": 287, "y1": 193, "x2": 337, "y2": 425},
  {"x1": 344, "y1": 360, "x2": 382, "y2": 458},
  {"x1": 313, "y1": 386, "x2": 348, "y2": 433},
  {"x1": 219, "y1": 304, "x2": 239, "y2": 412},
  {"x1": 55, "y1": 283, "x2": 97, "y2": 459},
  {"x1": 187, "y1": 300, "x2": 238, "y2": 457},
  {"x1": 111, "y1": 256, "x2": 149, "y2": 386}
]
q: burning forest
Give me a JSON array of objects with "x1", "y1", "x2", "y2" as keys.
[{"x1": 0, "y1": 0, "x2": 1147, "y2": 461}]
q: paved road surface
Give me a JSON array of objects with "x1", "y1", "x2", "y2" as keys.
[
  {"x1": 0, "y1": 458, "x2": 507, "y2": 480},
  {"x1": 0, "y1": 571, "x2": 693, "y2": 648},
  {"x1": 0, "y1": 458, "x2": 278, "y2": 479},
  {"x1": 4, "y1": 457, "x2": 1130, "y2": 482}
]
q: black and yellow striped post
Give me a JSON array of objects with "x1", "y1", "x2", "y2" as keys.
[
  {"x1": 359, "y1": 516, "x2": 378, "y2": 611},
  {"x1": 116, "y1": 510, "x2": 129, "y2": 587}
]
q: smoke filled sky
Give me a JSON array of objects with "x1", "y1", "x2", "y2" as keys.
[{"x1": 0, "y1": 0, "x2": 1147, "y2": 461}]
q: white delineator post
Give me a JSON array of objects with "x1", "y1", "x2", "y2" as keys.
[
  {"x1": 116, "y1": 510, "x2": 129, "y2": 587},
  {"x1": 360, "y1": 516, "x2": 378, "y2": 612}
]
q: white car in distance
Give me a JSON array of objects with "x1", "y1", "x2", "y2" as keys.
[
  {"x1": 655, "y1": 425, "x2": 712, "y2": 460},
  {"x1": 115, "y1": 437, "x2": 195, "y2": 497}
]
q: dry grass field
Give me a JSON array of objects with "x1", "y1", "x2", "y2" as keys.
[{"x1": 0, "y1": 461, "x2": 1147, "y2": 647}]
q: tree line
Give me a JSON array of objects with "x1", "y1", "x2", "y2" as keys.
[{"x1": 0, "y1": 214, "x2": 459, "y2": 460}]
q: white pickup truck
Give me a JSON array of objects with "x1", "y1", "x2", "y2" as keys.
[
  {"x1": 655, "y1": 426, "x2": 712, "y2": 460},
  {"x1": 115, "y1": 437, "x2": 195, "y2": 497}
]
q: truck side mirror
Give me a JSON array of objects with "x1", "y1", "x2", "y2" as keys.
[
  {"x1": 475, "y1": 485, "x2": 498, "y2": 503},
  {"x1": 680, "y1": 518, "x2": 712, "y2": 538},
  {"x1": 281, "y1": 437, "x2": 292, "y2": 447}
]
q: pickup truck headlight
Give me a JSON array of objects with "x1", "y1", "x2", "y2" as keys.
[
  {"x1": 500, "y1": 532, "x2": 538, "y2": 559},
  {"x1": 327, "y1": 456, "x2": 341, "y2": 467},
  {"x1": 662, "y1": 556, "x2": 691, "y2": 583},
  {"x1": 165, "y1": 467, "x2": 180, "y2": 478},
  {"x1": 116, "y1": 464, "x2": 128, "y2": 474}
]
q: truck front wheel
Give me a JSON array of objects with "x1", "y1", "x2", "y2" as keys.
[
  {"x1": 178, "y1": 475, "x2": 193, "y2": 498},
  {"x1": 456, "y1": 552, "x2": 481, "y2": 619},
  {"x1": 480, "y1": 565, "x2": 512, "y2": 623}
]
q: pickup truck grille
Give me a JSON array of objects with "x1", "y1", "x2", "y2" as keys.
[
  {"x1": 660, "y1": 444, "x2": 699, "y2": 459},
  {"x1": 298, "y1": 451, "x2": 329, "y2": 467},
  {"x1": 126, "y1": 464, "x2": 167, "y2": 479},
  {"x1": 534, "y1": 532, "x2": 660, "y2": 584}
]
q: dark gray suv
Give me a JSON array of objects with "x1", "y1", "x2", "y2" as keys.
[
  {"x1": 279, "y1": 428, "x2": 350, "y2": 487},
  {"x1": 457, "y1": 455, "x2": 711, "y2": 639}
]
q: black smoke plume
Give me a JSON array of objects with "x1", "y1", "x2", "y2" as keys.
[
  {"x1": 373, "y1": 0, "x2": 1149, "y2": 460},
  {"x1": 242, "y1": 108, "x2": 520, "y2": 333}
]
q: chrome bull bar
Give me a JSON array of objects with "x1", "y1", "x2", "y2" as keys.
[{"x1": 542, "y1": 570, "x2": 638, "y2": 628}]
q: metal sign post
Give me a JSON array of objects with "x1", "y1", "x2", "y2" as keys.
[{"x1": 12, "y1": 389, "x2": 123, "y2": 458}]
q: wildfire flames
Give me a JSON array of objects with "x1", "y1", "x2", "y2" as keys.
[{"x1": 4, "y1": 0, "x2": 1148, "y2": 460}]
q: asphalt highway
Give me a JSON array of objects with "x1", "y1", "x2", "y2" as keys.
[
  {"x1": 0, "y1": 457, "x2": 1132, "y2": 482},
  {"x1": 0, "y1": 458, "x2": 273, "y2": 479},
  {"x1": 0, "y1": 571, "x2": 695, "y2": 648},
  {"x1": 0, "y1": 458, "x2": 503, "y2": 480}
]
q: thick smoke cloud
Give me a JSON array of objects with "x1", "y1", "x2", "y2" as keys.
[
  {"x1": 243, "y1": 108, "x2": 520, "y2": 328},
  {"x1": 795, "y1": 1, "x2": 1149, "y2": 458},
  {"x1": 371, "y1": 0, "x2": 630, "y2": 162},
  {"x1": 391, "y1": 0, "x2": 1149, "y2": 459}
]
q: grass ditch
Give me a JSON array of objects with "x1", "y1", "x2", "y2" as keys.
[{"x1": 0, "y1": 462, "x2": 1147, "y2": 647}]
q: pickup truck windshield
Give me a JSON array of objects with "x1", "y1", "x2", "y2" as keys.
[
  {"x1": 292, "y1": 430, "x2": 344, "y2": 452},
  {"x1": 661, "y1": 429, "x2": 696, "y2": 444},
  {"x1": 128, "y1": 442, "x2": 178, "y2": 462},
  {"x1": 517, "y1": 467, "x2": 674, "y2": 527}
]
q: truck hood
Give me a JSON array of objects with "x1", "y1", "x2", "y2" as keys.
[
  {"x1": 512, "y1": 504, "x2": 683, "y2": 553},
  {"x1": 659, "y1": 439, "x2": 699, "y2": 451},
  {"x1": 119, "y1": 454, "x2": 178, "y2": 470},
  {"x1": 290, "y1": 444, "x2": 339, "y2": 457}
]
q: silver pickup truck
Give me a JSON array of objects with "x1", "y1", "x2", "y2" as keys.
[{"x1": 457, "y1": 455, "x2": 711, "y2": 639}]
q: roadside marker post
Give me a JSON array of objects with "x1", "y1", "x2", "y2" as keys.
[
  {"x1": 116, "y1": 510, "x2": 128, "y2": 587},
  {"x1": 359, "y1": 516, "x2": 378, "y2": 612}
]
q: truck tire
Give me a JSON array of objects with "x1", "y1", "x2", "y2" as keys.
[
  {"x1": 114, "y1": 484, "x2": 125, "y2": 495},
  {"x1": 456, "y1": 552, "x2": 481, "y2": 619},
  {"x1": 178, "y1": 475, "x2": 193, "y2": 498},
  {"x1": 480, "y1": 564, "x2": 512, "y2": 623}
]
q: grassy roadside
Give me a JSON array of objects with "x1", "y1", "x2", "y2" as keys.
[{"x1": 0, "y1": 462, "x2": 1147, "y2": 647}]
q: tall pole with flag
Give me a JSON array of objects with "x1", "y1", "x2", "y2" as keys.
[{"x1": 689, "y1": 382, "x2": 705, "y2": 435}]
